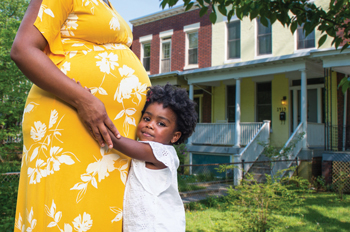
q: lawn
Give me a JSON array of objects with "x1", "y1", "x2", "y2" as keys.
[{"x1": 185, "y1": 193, "x2": 350, "y2": 232}]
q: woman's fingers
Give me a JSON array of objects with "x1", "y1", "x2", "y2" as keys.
[{"x1": 105, "y1": 118, "x2": 121, "y2": 139}]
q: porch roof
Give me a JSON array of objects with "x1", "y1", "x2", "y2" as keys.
[{"x1": 149, "y1": 47, "x2": 350, "y2": 86}]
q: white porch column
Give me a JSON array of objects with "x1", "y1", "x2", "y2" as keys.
[
  {"x1": 234, "y1": 79, "x2": 241, "y2": 148},
  {"x1": 234, "y1": 154, "x2": 242, "y2": 186},
  {"x1": 300, "y1": 69, "x2": 308, "y2": 149},
  {"x1": 293, "y1": 89, "x2": 298, "y2": 131},
  {"x1": 317, "y1": 87, "x2": 322, "y2": 123}
]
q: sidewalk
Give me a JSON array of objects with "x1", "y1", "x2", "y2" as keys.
[{"x1": 180, "y1": 183, "x2": 231, "y2": 203}]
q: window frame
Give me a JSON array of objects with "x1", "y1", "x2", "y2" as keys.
[
  {"x1": 225, "y1": 18, "x2": 241, "y2": 63},
  {"x1": 139, "y1": 34, "x2": 153, "y2": 74},
  {"x1": 295, "y1": 23, "x2": 315, "y2": 52},
  {"x1": 159, "y1": 30, "x2": 174, "y2": 73},
  {"x1": 160, "y1": 38, "x2": 172, "y2": 73},
  {"x1": 256, "y1": 18, "x2": 272, "y2": 58},
  {"x1": 184, "y1": 23, "x2": 200, "y2": 70}
]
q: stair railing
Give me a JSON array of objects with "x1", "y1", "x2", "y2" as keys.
[
  {"x1": 239, "y1": 120, "x2": 270, "y2": 175},
  {"x1": 271, "y1": 122, "x2": 305, "y2": 178}
]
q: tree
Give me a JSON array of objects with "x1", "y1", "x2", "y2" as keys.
[
  {"x1": 0, "y1": 0, "x2": 31, "y2": 162},
  {"x1": 160, "y1": 0, "x2": 350, "y2": 91}
]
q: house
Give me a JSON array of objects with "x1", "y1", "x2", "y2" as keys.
[{"x1": 130, "y1": 0, "x2": 350, "y2": 185}]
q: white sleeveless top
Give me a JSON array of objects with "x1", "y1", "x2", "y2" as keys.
[{"x1": 123, "y1": 141, "x2": 186, "y2": 232}]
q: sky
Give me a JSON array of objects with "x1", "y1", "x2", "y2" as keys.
[{"x1": 109, "y1": 0, "x2": 184, "y2": 29}]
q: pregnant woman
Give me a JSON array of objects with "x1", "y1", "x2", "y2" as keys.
[{"x1": 10, "y1": 0, "x2": 150, "y2": 231}]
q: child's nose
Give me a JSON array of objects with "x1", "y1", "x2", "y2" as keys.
[{"x1": 146, "y1": 121, "x2": 154, "y2": 129}]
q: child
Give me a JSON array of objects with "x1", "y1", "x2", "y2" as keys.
[{"x1": 108, "y1": 84, "x2": 198, "y2": 232}]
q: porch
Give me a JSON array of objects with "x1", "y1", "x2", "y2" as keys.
[{"x1": 191, "y1": 122, "x2": 325, "y2": 148}]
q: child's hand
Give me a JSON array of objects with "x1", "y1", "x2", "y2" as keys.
[{"x1": 72, "y1": 78, "x2": 91, "y2": 93}]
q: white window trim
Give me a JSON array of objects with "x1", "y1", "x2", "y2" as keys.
[
  {"x1": 225, "y1": 17, "x2": 242, "y2": 64},
  {"x1": 159, "y1": 29, "x2": 174, "y2": 39},
  {"x1": 159, "y1": 38, "x2": 172, "y2": 73},
  {"x1": 294, "y1": 26, "x2": 316, "y2": 53},
  {"x1": 184, "y1": 23, "x2": 200, "y2": 70},
  {"x1": 254, "y1": 18, "x2": 273, "y2": 59},
  {"x1": 140, "y1": 34, "x2": 152, "y2": 74}
]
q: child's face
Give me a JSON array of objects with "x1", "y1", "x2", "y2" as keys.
[{"x1": 137, "y1": 102, "x2": 181, "y2": 145}]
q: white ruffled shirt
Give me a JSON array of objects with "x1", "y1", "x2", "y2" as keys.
[{"x1": 123, "y1": 141, "x2": 186, "y2": 232}]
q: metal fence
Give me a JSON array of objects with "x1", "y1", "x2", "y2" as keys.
[
  {"x1": 0, "y1": 172, "x2": 20, "y2": 183},
  {"x1": 3, "y1": 158, "x2": 343, "y2": 203}
]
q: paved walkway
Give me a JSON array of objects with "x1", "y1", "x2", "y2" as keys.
[{"x1": 180, "y1": 183, "x2": 231, "y2": 203}]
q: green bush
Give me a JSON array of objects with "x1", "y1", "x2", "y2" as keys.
[
  {"x1": 0, "y1": 180, "x2": 19, "y2": 232},
  {"x1": 224, "y1": 170, "x2": 310, "y2": 232},
  {"x1": 0, "y1": 161, "x2": 21, "y2": 173}
]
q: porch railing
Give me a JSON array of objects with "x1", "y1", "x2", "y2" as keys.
[
  {"x1": 191, "y1": 122, "x2": 263, "y2": 146},
  {"x1": 239, "y1": 120, "x2": 270, "y2": 174},
  {"x1": 307, "y1": 122, "x2": 324, "y2": 147},
  {"x1": 271, "y1": 122, "x2": 305, "y2": 178}
]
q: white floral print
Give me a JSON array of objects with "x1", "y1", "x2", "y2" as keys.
[
  {"x1": 73, "y1": 213, "x2": 93, "y2": 232},
  {"x1": 30, "y1": 121, "x2": 47, "y2": 142},
  {"x1": 61, "y1": 13, "x2": 78, "y2": 36},
  {"x1": 60, "y1": 61, "x2": 71, "y2": 75},
  {"x1": 113, "y1": 65, "x2": 147, "y2": 136},
  {"x1": 71, "y1": 146, "x2": 128, "y2": 203},
  {"x1": 109, "y1": 16, "x2": 120, "y2": 31},
  {"x1": 38, "y1": 4, "x2": 54, "y2": 22},
  {"x1": 46, "y1": 200, "x2": 92, "y2": 232},
  {"x1": 95, "y1": 52, "x2": 119, "y2": 74},
  {"x1": 15, "y1": 208, "x2": 37, "y2": 232},
  {"x1": 110, "y1": 207, "x2": 122, "y2": 223},
  {"x1": 26, "y1": 110, "x2": 78, "y2": 185}
]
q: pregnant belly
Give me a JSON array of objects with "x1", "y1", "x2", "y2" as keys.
[{"x1": 55, "y1": 45, "x2": 151, "y2": 137}]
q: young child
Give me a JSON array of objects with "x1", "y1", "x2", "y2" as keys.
[{"x1": 108, "y1": 84, "x2": 198, "y2": 231}]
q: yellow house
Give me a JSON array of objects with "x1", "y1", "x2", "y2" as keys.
[{"x1": 131, "y1": 0, "x2": 350, "y2": 184}]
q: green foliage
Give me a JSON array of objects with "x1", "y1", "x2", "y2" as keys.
[
  {"x1": 225, "y1": 171, "x2": 310, "y2": 232},
  {"x1": 0, "y1": 180, "x2": 19, "y2": 232},
  {"x1": 311, "y1": 175, "x2": 327, "y2": 192},
  {"x1": 0, "y1": 0, "x2": 31, "y2": 162},
  {"x1": 173, "y1": 143, "x2": 189, "y2": 165},
  {"x1": 260, "y1": 132, "x2": 305, "y2": 162},
  {"x1": 0, "y1": 161, "x2": 21, "y2": 173},
  {"x1": 333, "y1": 169, "x2": 350, "y2": 201}
]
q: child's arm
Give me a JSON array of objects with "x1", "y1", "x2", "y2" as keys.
[{"x1": 108, "y1": 131, "x2": 167, "y2": 169}]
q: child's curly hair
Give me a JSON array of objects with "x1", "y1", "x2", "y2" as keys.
[{"x1": 142, "y1": 84, "x2": 198, "y2": 145}]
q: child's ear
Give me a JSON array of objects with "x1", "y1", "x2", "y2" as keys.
[{"x1": 171, "y1": 131, "x2": 182, "y2": 144}]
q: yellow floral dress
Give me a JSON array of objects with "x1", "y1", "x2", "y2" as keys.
[{"x1": 14, "y1": 0, "x2": 150, "y2": 231}]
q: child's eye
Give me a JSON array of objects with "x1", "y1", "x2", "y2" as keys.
[
  {"x1": 143, "y1": 117, "x2": 150, "y2": 121},
  {"x1": 158, "y1": 122, "x2": 166, "y2": 127}
]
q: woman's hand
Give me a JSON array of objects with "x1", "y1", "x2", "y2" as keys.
[{"x1": 73, "y1": 80, "x2": 121, "y2": 148}]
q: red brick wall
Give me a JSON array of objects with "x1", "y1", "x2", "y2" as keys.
[{"x1": 132, "y1": 8, "x2": 212, "y2": 75}]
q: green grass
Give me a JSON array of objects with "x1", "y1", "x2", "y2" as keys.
[{"x1": 185, "y1": 193, "x2": 350, "y2": 232}]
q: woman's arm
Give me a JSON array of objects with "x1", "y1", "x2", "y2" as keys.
[
  {"x1": 11, "y1": 0, "x2": 119, "y2": 148},
  {"x1": 109, "y1": 131, "x2": 167, "y2": 169}
]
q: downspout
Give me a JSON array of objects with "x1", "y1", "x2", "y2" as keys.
[{"x1": 343, "y1": 77, "x2": 348, "y2": 151}]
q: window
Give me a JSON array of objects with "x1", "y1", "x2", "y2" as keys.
[
  {"x1": 257, "y1": 18, "x2": 272, "y2": 55},
  {"x1": 188, "y1": 32, "x2": 198, "y2": 65},
  {"x1": 161, "y1": 39, "x2": 171, "y2": 73},
  {"x1": 227, "y1": 85, "x2": 236, "y2": 122},
  {"x1": 139, "y1": 34, "x2": 152, "y2": 72},
  {"x1": 142, "y1": 43, "x2": 151, "y2": 72},
  {"x1": 227, "y1": 20, "x2": 240, "y2": 59},
  {"x1": 256, "y1": 82, "x2": 272, "y2": 123},
  {"x1": 297, "y1": 24, "x2": 315, "y2": 49},
  {"x1": 184, "y1": 23, "x2": 200, "y2": 69}
]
